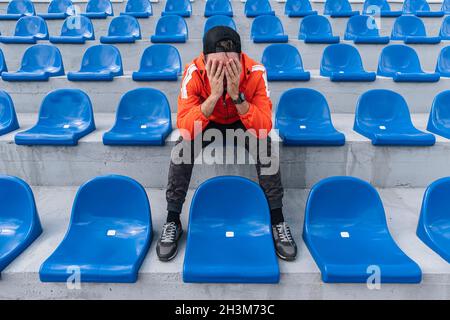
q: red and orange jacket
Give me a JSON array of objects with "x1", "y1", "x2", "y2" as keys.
[{"x1": 177, "y1": 52, "x2": 273, "y2": 140}]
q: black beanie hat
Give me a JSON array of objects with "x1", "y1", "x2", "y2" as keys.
[{"x1": 203, "y1": 26, "x2": 241, "y2": 55}]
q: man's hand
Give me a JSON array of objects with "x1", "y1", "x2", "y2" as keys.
[
  {"x1": 206, "y1": 59, "x2": 225, "y2": 99},
  {"x1": 225, "y1": 58, "x2": 242, "y2": 101}
]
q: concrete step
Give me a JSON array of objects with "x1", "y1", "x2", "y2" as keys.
[{"x1": 1, "y1": 185, "x2": 449, "y2": 299}]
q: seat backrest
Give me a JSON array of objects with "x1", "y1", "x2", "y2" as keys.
[
  {"x1": 300, "y1": 15, "x2": 334, "y2": 38},
  {"x1": 155, "y1": 15, "x2": 188, "y2": 36},
  {"x1": 420, "y1": 177, "x2": 450, "y2": 226},
  {"x1": 442, "y1": 0, "x2": 450, "y2": 12},
  {"x1": 107, "y1": 15, "x2": 140, "y2": 37},
  {"x1": 139, "y1": 44, "x2": 181, "y2": 73},
  {"x1": 245, "y1": 0, "x2": 272, "y2": 14},
  {"x1": 86, "y1": 0, "x2": 113, "y2": 14},
  {"x1": 125, "y1": 0, "x2": 152, "y2": 14},
  {"x1": 440, "y1": 16, "x2": 450, "y2": 37},
  {"x1": 378, "y1": 45, "x2": 423, "y2": 75},
  {"x1": 436, "y1": 46, "x2": 450, "y2": 73},
  {"x1": 204, "y1": 15, "x2": 236, "y2": 34},
  {"x1": 164, "y1": 0, "x2": 191, "y2": 13},
  {"x1": 363, "y1": 0, "x2": 391, "y2": 13},
  {"x1": 14, "y1": 16, "x2": 48, "y2": 37},
  {"x1": 60, "y1": 15, "x2": 94, "y2": 37},
  {"x1": 345, "y1": 15, "x2": 381, "y2": 38},
  {"x1": 392, "y1": 15, "x2": 427, "y2": 38},
  {"x1": 251, "y1": 15, "x2": 284, "y2": 37},
  {"x1": 321, "y1": 44, "x2": 365, "y2": 75},
  {"x1": 429, "y1": 91, "x2": 450, "y2": 126},
  {"x1": 20, "y1": 44, "x2": 64, "y2": 73},
  {"x1": 403, "y1": 0, "x2": 430, "y2": 13},
  {"x1": 324, "y1": 0, "x2": 353, "y2": 14},
  {"x1": 285, "y1": 0, "x2": 313, "y2": 14},
  {"x1": 79, "y1": 44, "x2": 122, "y2": 72},
  {"x1": 262, "y1": 44, "x2": 304, "y2": 71},
  {"x1": 0, "y1": 91, "x2": 16, "y2": 128},
  {"x1": 205, "y1": 0, "x2": 232, "y2": 14},
  {"x1": 48, "y1": 0, "x2": 75, "y2": 15},
  {"x1": 7, "y1": 0, "x2": 35, "y2": 15}
]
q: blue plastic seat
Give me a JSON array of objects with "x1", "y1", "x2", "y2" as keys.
[
  {"x1": 0, "y1": 176, "x2": 42, "y2": 274},
  {"x1": 183, "y1": 176, "x2": 279, "y2": 283},
  {"x1": 403, "y1": 0, "x2": 444, "y2": 17},
  {"x1": 204, "y1": 0, "x2": 233, "y2": 17},
  {"x1": 68, "y1": 45, "x2": 123, "y2": 81},
  {"x1": 15, "y1": 89, "x2": 95, "y2": 146},
  {"x1": 0, "y1": 16, "x2": 49, "y2": 44},
  {"x1": 275, "y1": 88, "x2": 345, "y2": 146},
  {"x1": 377, "y1": 45, "x2": 440, "y2": 82},
  {"x1": 323, "y1": 0, "x2": 359, "y2": 17},
  {"x1": 262, "y1": 44, "x2": 310, "y2": 81},
  {"x1": 49, "y1": 15, "x2": 95, "y2": 44},
  {"x1": 443, "y1": 0, "x2": 450, "y2": 14},
  {"x1": 151, "y1": 15, "x2": 188, "y2": 43},
  {"x1": 304, "y1": 176, "x2": 422, "y2": 283},
  {"x1": 103, "y1": 88, "x2": 172, "y2": 146},
  {"x1": 362, "y1": 0, "x2": 401, "y2": 17},
  {"x1": 204, "y1": 15, "x2": 236, "y2": 34},
  {"x1": 439, "y1": 16, "x2": 450, "y2": 40},
  {"x1": 251, "y1": 15, "x2": 288, "y2": 43},
  {"x1": 82, "y1": 0, "x2": 113, "y2": 19},
  {"x1": 391, "y1": 15, "x2": 441, "y2": 44},
  {"x1": 344, "y1": 15, "x2": 390, "y2": 44},
  {"x1": 298, "y1": 15, "x2": 340, "y2": 43},
  {"x1": 38, "y1": 0, "x2": 75, "y2": 20},
  {"x1": 132, "y1": 44, "x2": 181, "y2": 81},
  {"x1": 0, "y1": 0, "x2": 35, "y2": 20},
  {"x1": 427, "y1": 90, "x2": 450, "y2": 139},
  {"x1": 2, "y1": 44, "x2": 64, "y2": 81},
  {"x1": 40, "y1": 175, "x2": 152, "y2": 283},
  {"x1": 0, "y1": 50, "x2": 7, "y2": 75},
  {"x1": 120, "y1": 0, "x2": 152, "y2": 18},
  {"x1": 0, "y1": 91, "x2": 19, "y2": 136},
  {"x1": 100, "y1": 15, "x2": 141, "y2": 43},
  {"x1": 285, "y1": 0, "x2": 317, "y2": 17},
  {"x1": 245, "y1": 0, "x2": 274, "y2": 17},
  {"x1": 436, "y1": 46, "x2": 450, "y2": 77},
  {"x1": 354, "y1": 89, "x2": 436, "y2": 146},
  {"x1": 321, "y1": 44, "x2": 376, "y2": 81},
  {"x1": 162, "y1": 0, "x2": 191, "y2": 17}
]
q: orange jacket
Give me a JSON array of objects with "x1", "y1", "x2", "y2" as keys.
[{"x1": 177, "y1": 52, "x2": 273, "y2": 140}]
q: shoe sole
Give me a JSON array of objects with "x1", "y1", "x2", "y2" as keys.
[
  {"x1": 158, "y1": 229, "x2": 184, "y2": 262},
  {"x1": 276, "y1": 250, "x2": 296, "y2": 262}
]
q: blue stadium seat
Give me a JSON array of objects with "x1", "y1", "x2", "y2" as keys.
[
  {"x1": 436, "y1": 46, "x2": 450, "y2": 77},
  {"x1": 262, "y1": 44, "x2": 310, "y2": 81},
  {"x1": 344, "y1": 15, "x2": 390, "y2": 44},
  {"x1": 427, "y1": 90, "x2": 450, "y2": 139},
  {"x1": 100, "y1": 15, "x2": 141, "y2": 43},
  {"x1": 0, "y1": 91, "x2": 19, "y2": 136},
  {"x1": 15, "y1": 89, "x2": 95, "y2": 146},
  {"x1": 443, "y1": 0, "x2": 450, "y2": 14},
  {"x1": 320, "y1": 44, "x2": 376, "y2": 81},
  {"x1": 120, "y1": 0, "x2": 152, "y2": 18},
  {"x1": 391, "y1": 15, "x2": 441, "y2": 44},
  {"x1": 304, "y1": 176, "x2": 422, "y2": 283},
  {"x1": 183, "y1": 176, "x2": 279, "y2": 283},
  {"x1": 439, "y1": 16, "x2": 450, "y2": 40},
  {"x1": 0, "y1": 0, "x2": 35, "y2": 20},
  {"x1": 204, "y1": 0, "x2": 233, "y2": 17},
  {"x1": 0, "y1": 175, "x2": 42, "y2": 274},
  {"x1": 204, "y1": 15, "x2": 236, "y2": 34},
  {"x1": 103, "y1": 88, "x2": 172, "y2": 146},
  {"x1": 275, "y1": 88, "x2": 345, "y2": 146},
  {"x1": 68, "y1": 45, "x2": 123, "y2": 81},
  {"x1": 82, "y1": 0, "x2": 113, "y2": 19},
  {"x1": 0, "y1": 50, "x2": 7, "y2": 75},
  {"x1": 362, "y1": 0, "x2": 401, "y2": 17},
  {"x1": 323, "y1": 0, "x2": 359, "y2": 17},
  {"x1": 251, "y1": 15, "x2": 288, "y2": 43},
  {"x1": 377, "y1": 45, "x2": 440, "y2": 82},
  {"x1": 38, "y1": 0, "x2": 75, "y2": 20},
  {"x1": 151, "y1": 15, "x2": 188, "y2": 43},
  {"x1": 40, "y1": 175, "x2": 152, "y2": 283},
  {"x1": 2, "y1": 44, "x2": 64, "y2": 81},
  {"x1": 285, "y1": 0, "x2": 317, "y2": 17},
  {"x1": 403, "y1": 0, "x2": 444, "y2": 17},
  {"x1": 245, "y1": 0, "x2": 274, "y2": 17},
  {"x1": 49, "y1": 15, "x2": 95, "y2": 44},
  {"x1": 298, "y1": 15, "x2": 340, "y2": 43},
  {"x1": 0, "y1": 16, "x2": 48, "y2": 44},
  {"x1": 132, "y1": 44, "x2": 181, "y2": 81},
  {"x1": 354, "y1": 89, "x2": 436, "y2": 146},
  {"x1": 417, "y1": 177, "x2": 450, "y2": 263},
  {"x1": 162, "y1": 0, "x2": 191, "y2": 17}
]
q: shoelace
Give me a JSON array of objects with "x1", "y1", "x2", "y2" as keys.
[
  {"x1": 276, "y1": 222, "x2": 293, "y2": 243},
  {"x1": 161, "y1": 222, "x2": 178, "y2": 243}
]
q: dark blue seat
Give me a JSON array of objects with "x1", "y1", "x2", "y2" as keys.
[
  {"x1": 344, "y1": 15, "x2": 390, "y2": 44},
  {"x1": 362, "y1": 0, "x2": 401, "y2": 17},
  {"x1": 275, "y1": 88, "x2": 345, "y2": 146},
  {"x1": 151, "y1": 15, "x2": 188, "y2": 43},
  {"x1": 436, "y1": 46, "x2": 450, "y2": 77},
  {"x1": 354, "y1": 89, "x2": 436, "y2": 146},
  {"x1": 0, "y1": 16, "x2": 48, "y2": 44},
  {"x1": 304, "y1": 176, "x2": 422, "y2": 283},
  {"x1": 298, "y1": 15, "x2": 340, "y2": 43},
  {"x1": 0, "y1": 91, "x2": 19, "y2": 136},
  {"x1": 442, "y1": 0, "x2": 450, "y2": 14},
  {"x1": 0, "y1": 176, "x2": 42, "y2": 274},
  {"x1": 427, "y1": 90, "x2": 450, "y2": 139},
  {"x1": 132, "y1": 44, "x2": 181, "y2": 81},
  {"x1": 204, "y1": 15, "x2": 236, "y2": 34},
  {"x1": 120, "y1": 0, "x2": 152, "y2": 18},
  {"x1": 0, "y1": 49, "x2": 6, "y2": 75},
  {"x1": 245, "y1": 0, "x2": 274, "y2": 17},
  {"x1": 251, "y1": 15, "x2": 288, "y2": 43},
  {"x1": 82, "y1": 0, "x2": 113, "y2": 19},
  {"x1": 40, "y1": 175, "x2": 152, "y2": 283},
  {"x1": 403, "y1": 0, "x2": 444, "y2": 17},
  {"x1": 38, "y1": 0, "x2": 75, "y2": 20},
  {"x1": 0, "y1": 0, "x2": 35, "y2": 20},
  {"x1": 204, "y1": 0, "x2": 233, "y2": 17},
  {"x1": 2, "y1": 44, "x2": 64, "y2": 81},
  {"x1": 183, "y1": 176, "x2": 279, "y2": 283},
  {"x1": 285, "y1": 0, "x2": 317, "y2": 17},
  {"x1": 262, "y1": 44, "x2": 310, "y2": 81},
  {"x1": 100, "y1": 15, "x2": 141, "y2": 43},
  {"x1": 68, "y1": 45, "x2": 123, "y2": 81},
  {"x1": 15, "y1": 89, "x2": 95, "y2": 146},
  {"x1": 321, "y1": 44, "x2": 376, "y2": 81},
  {"x1": 49, "y1": 15, "x2": 95, "y2": 44},
  {"x1": 377, "y1": 45, "x2": 440, "y2": 82},
  {"x1": 323, "y1": 0, "x2": 359, "y2": 17},
  {"x1": 391, "y1": 15, "x2": 441, "y2": 44},
  {"x1": 103, "y1": 88, "x2": 172, "y2": 146},
  {"x1": 162, "y1": 0, "x2": 191, "y2": 17},
  {"x1": 439, "y1": 16, "x2": 450, "y2": 40}
]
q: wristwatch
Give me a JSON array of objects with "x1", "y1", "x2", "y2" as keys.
[{"x1": 232, "y1": 92, "x2": 246, "y2": 105}]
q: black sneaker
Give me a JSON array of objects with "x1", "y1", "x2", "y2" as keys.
[
  {"x1": 156, "y1": 221, "x2": 183, "y2": 262},
  {"x1": 272, "y1": 222, "x2": 297, "y2": 261}
]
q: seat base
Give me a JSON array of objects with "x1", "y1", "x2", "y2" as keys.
[
  {"x1": 392, "y1": 72, "x2": 440, "y2": 82},
  {"x1": 67, "y1": 71, "x2": 117, "y2": 81},
  {"x1": 252, "y1": 35, "x2": 288, "y2": 43},
  {"x1": 49, "y1": 35, "x2": 89, "y2": 44},
  {"x1": 120, "y1": 12, "x2": 152, "y2": 18},
  {"x1": 38, "y1": 13, "x2": 69, "y2": 20},
  {"x1": 350, "y1": 36, "x2": 390, "y2": 44},
  {"x1": 150, "y1": 35, "x2": 187, "y2": 43},
  {"x1": 287, "y1": 10, "x2": 318, "y2": 17},
  {"x1": 100, "y1": 35, "x2": 138, "y2": 44},
  {"x1": 329, "y1": 71, "x2": 376, "y2": 82},
  {"x1": 267, "y1": 71, "x2": 311, "y2": 81},
  {"x1": 132, "y1": 71, "x2": 179, "y2": 81},
  {"x1": 301, "y1": 36, "x2": 340, "y2": 44}
]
